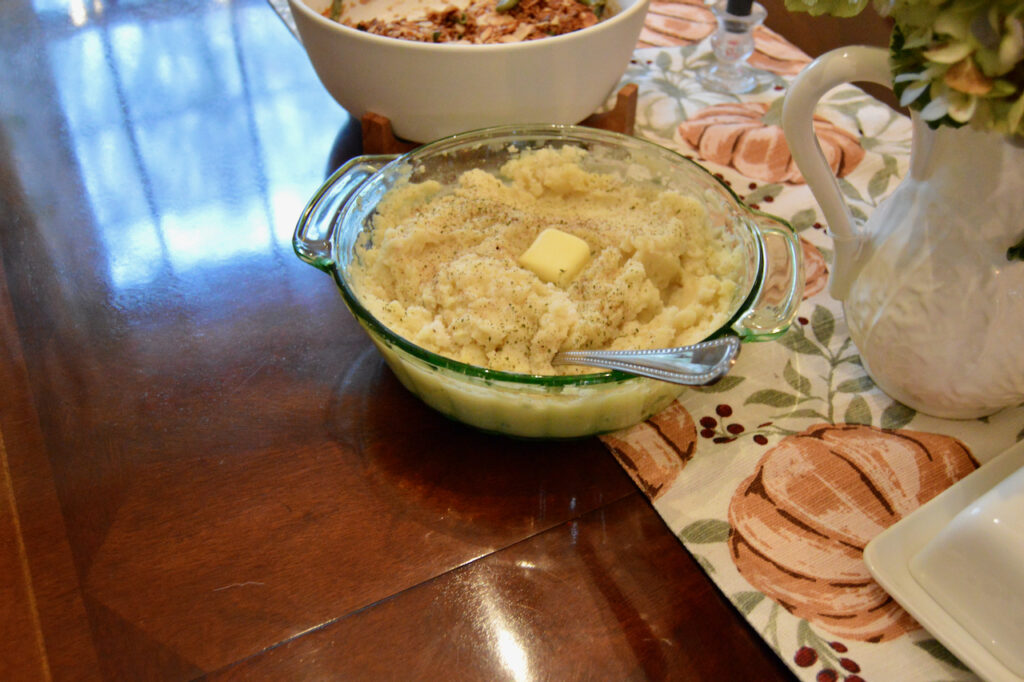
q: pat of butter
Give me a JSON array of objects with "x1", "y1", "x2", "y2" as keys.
[{"x1": 518, "y1": 228, "x2": 591, "y2": 287}]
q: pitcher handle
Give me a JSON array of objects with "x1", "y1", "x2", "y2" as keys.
[{"x1": 781, "y1": 46, "x2": 891, "y2": 300}]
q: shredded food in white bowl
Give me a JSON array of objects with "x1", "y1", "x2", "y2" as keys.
[{"x1": 325, "y1": 0, "x2": 606, "y2": 44}]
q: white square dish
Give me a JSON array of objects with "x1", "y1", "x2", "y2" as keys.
[
  {"x1": 864, "y1": 439, "x2": 1024, "y2": 682},
  {"x1": 909, "y1": 461, "x2": 1024, "y2": 677}
]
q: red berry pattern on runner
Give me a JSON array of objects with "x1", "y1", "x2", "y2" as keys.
[
  {"x1": 793, "y1": 639, "x2": 865, "y2": 682},
  {"x1": 711, "y1": 406, "x2": 738, "y2": 442},
  {"x1": 698, "y1": 406, "x2": 771, "y2": 446},
  {"x1": 699, "y1": 416, "x2": 717, "y2": 439},
  {"x1": 840, "y1": 658, "x2": 861, "y2": 673},
  {"x1": 794, "y1": 646, "x2": 818, "y2": 667}
]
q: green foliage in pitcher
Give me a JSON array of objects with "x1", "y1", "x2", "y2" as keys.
[{"x1": 785, "y1": 0, "x2": 1024, "y2": 138}]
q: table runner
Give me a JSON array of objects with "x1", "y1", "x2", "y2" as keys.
[{"x1": 604, "y1": 4, "x2": 1024, "y2": 681}]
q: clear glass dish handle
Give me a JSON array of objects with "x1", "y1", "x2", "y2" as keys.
[
  {"x1": 293, "y1": 154, "x2": 398, "y2": 271},
  {"x1": 733, "y1": 211, "x2": 804, "y2": 340}
]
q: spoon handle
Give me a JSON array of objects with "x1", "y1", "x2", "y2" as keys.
[{"x1": 551, "y1": 336, "x2": 741, "y2": 386}]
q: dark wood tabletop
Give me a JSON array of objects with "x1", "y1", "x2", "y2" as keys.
[{"x1": 0, "y1": 0, "x2": 889, "y2": 678}]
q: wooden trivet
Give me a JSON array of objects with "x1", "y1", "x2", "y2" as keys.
[{"x1": 361, "y1": 83, "x2": 639, "y2": 155}]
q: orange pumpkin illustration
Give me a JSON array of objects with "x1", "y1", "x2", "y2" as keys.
[
  {"x1": 746, "y1": 29, "x2": 811, "y2": 76},
  {"x1": 638, "y1": 0, "x2": 717, "y2": 47},
  {"x1": 801, "y1": 237, "x2": 828, "y2": 299},
  {"x1": 728, "y1": 423, "x2": 978, "y2": 642},
  {"x1": 603, "y1": 401, "x2": 697, "y2": 499},
  {"x1": 677, "y1": 102, "x2": 865, "y2": 185}
]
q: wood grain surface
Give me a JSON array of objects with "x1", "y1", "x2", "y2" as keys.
[{"x1": 0, "y1": 0, "x2": 892, "y2": 677}]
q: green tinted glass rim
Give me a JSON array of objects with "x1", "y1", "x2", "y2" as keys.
[{"x1": 328, "y1": 123, "x2": 781, "y2": 388}]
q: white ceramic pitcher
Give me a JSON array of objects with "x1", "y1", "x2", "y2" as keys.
[{"x1": 782, "y1": 46, "x2": 1024, "y2": 419}]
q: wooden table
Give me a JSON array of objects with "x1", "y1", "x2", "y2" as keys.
[{"x1": 0, "y1": 0, "x2": 801, "y2": 678}]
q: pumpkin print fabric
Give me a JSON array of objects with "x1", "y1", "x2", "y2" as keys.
[
  {"x1": 603, "y1": 401, "x2": 697, "y2": 500},
  {"x1": 597, "y1": 28, "x2": 1024, "y2": 682},
  {"x1": 729, "y1": 424, "x2": 978, "y2": 643},
  {"x1": 638, "y1": 0, "x2": 810, "y2": 76},
  {"x1": 677, "y1": 102, "x2": 865, "y2": 184}
]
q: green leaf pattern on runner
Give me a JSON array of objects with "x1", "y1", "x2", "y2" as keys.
[
  {"x1": 844, "y1": 394, "x2": 872, "y2": 424},
  {"x1": 745, "y1": 389, "x2": 802, "y2": 408},
  {"x1": 733, "y1": 591, "x2": 766, "y2": 616},
  {"x1": 837, "y1": 376, "x2": 875, "y2": 393},
  {"x1": 775, "y1": 325, "x2": 825, "y2": 357},
  {"x1": 745, "y1": 183, "x2": 784, "y2": 207},
  {"x1": 788, "y1": 207, "x2": 818, "y2": 232},
  {"x1": 810, "y1": 305, "x2": 835, "y2": 348},
  {"x1": 678, "y1": 518, "x2": 731, "y2": 543},
  {"x1": 868, "y1": 154, "x2": 900, "y2": 200},
  {"x1": 881, "y1": 400, "x2": 916, "y2": 430},
  {"x1": 694, "y1": 374, "x2": 745, "y2": 393},
  {"x1": 784, "y1": 359, "x2": 813, "y2": 397}
]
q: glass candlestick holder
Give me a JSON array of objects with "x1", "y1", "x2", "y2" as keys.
[{"x1": 697, "y1": 0, "x2": 767, "y2": 94}]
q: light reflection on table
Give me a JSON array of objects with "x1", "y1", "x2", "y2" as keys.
[
  {"x1": 0, "y1": 0, "x2": 798, "y2": 678},
  {"x1": 7, "y1": 0, "x2": 350, "y2": 296}
]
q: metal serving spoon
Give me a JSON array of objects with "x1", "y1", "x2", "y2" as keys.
[{"x1": 551, "y1": 336, "x2": 741, "y2": 386}]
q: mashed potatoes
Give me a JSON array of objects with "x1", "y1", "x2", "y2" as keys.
[{"x1": 349, "y1": 145, "x2": 744, "y2": 375}]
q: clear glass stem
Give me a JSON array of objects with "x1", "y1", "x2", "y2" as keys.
[{"x1": 697, "y1": 1, "x2": 767, "y2": 94}]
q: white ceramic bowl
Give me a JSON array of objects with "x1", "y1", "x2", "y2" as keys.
[{"x1": 287, "y1": 0, "x2": 651, "y2": 142}]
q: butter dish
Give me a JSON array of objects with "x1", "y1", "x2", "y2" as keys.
[
  {"x1": 864, "y1": 439, "x2": 1024, "y2": 682},
  {"x1": 909, "y1": 462, "x2": 1024, "y2": 678}
]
